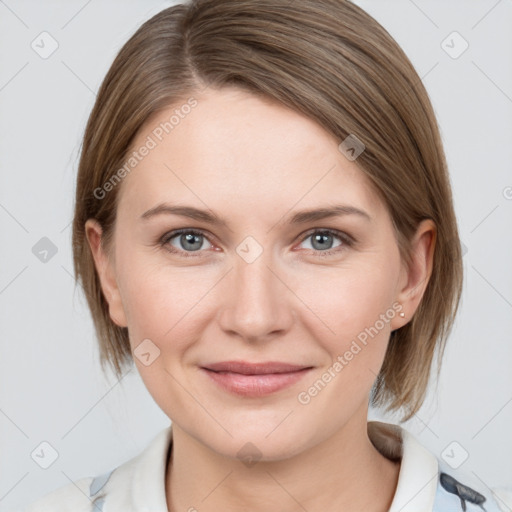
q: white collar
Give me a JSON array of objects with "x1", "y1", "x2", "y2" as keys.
[
  {"x1": 368, "y1": 420, "x2": 439, "y2": 512},
  {"x1": 102, "y1": 420, "x2": 438, "y2": 511}
]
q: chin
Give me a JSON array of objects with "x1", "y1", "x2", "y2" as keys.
[
  {"x1": 196, "y1": 417, "x2": 314, "y2": 463},
  {"x1": 226, "y1": 435, "x2": 308, "y2": 463}
]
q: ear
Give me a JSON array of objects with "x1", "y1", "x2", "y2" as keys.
[
  {"x1": 84, "y1": 219, "x2": 128, "y2": 328},
  {"x1": 391, "y1": 219, "x2": 436, "y2": 330}
]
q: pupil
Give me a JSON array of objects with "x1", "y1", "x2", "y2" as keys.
[
  {"x1": 182, "y1": 233, "x2": 201, "y2": 251},
  {"x1": 313, "y1": 233, "x2": 332, "y2": 250}
]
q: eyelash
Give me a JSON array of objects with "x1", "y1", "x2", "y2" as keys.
[{"x1": 159, "y1": 228, "x2": 355, "y2": 258}]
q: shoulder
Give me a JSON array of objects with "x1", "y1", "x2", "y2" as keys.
[
  {"x1": 369, "y1": 421, "x2": 511, "y2": 512},
  {"x1": 21, "y1": 473, "x2": 103, "y2": 512},
  {"x1": 21, "y1": 426, "x2": 172, "y2": 512},
  {"x1": 432, "y1": 464, "x2": 512, "y2": 512},
  {"x1": 21, "y1": 463, "x2": 126, "y2": 512}
]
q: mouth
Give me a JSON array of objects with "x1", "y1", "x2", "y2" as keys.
[{"x1": 200, "y1": 360, "x2": 314, "y2": 397}]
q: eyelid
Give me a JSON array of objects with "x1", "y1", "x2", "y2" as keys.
[
  {"x1": 298, "y1": 227, "x2": 355, "y2": 246},
  {"x1": 293, "y1": 228, "x2": 355, "y2": 257},
  {"x1": 160, "y1": 228, "x2": 215, "y2": 257},
  {"x1": 159, "y1": 227, "x2": 355, "y2": 257}
]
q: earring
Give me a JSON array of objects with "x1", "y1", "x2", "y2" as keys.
[{"x1": 399, "y1": 310, "x2": 405, "y2": 318}]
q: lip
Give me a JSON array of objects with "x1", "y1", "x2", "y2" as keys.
[{"x1": 200, "y1": 360, "x2": 313, "y2": 397}]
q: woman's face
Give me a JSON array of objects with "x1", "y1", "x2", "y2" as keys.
[{"x1": 87, "y1": 86, "x2": 423, "y2": 460}]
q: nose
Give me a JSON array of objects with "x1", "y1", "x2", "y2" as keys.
[{"x1": 217, "y1": 247, "x2": 295, "y2": 342}]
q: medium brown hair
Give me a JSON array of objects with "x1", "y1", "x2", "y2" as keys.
[{"x1": 72, "y1": 0, "x2": 463, "y2": 422}]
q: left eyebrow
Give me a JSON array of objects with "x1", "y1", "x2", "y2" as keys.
[
  {"x1": 139, "y1": 202, "x2": 372, "y2": 226},
  {"x1": 287, "y1": 204, "x2": 372, "y2": 224}
]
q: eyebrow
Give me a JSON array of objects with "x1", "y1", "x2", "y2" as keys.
[{"x1": 140, "y1": 203, "x2": 372, "y2": 225}]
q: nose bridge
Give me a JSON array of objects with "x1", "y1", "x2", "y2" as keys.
[{"x1": 218, "y1": 238, "x2": 292, "y2": 339}]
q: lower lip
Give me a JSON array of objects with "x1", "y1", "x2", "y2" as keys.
[{"x1": 201, "y1": 368, "x2": 312, "y2": 397}]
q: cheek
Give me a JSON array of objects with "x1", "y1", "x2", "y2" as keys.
[
  {"x1": 295, "y1": 261, "x2": 398, "y2": 337},
  {"x1": 114, "y1": 252, "x2": 213, "y2": 415},
  {"x1": 116, "y1": 248, "x2": 217, "y2": 352},
  {"x1": 118, "y1": 245, "x2": 399, "y2": 351},
  {"x1": 290, "y1": 266, "x2": 399, "y2": 411},
  {"x1": 288, "y1": 261, "x2": 401, "y2": 399}
]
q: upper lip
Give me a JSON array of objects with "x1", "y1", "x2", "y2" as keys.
[{"x1": 202, "y1": 361, "x2": 313, "y2": 375}]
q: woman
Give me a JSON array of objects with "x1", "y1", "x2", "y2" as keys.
[{"x1": 23, "y1": 0, "x2": 511, "y2": 511}]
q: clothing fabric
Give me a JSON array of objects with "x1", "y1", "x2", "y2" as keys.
[{"x1": 22, "y1": 421, "x2": 512, "y2": 512}]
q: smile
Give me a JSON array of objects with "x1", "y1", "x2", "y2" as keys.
[{"x1": 200, "y1": 361, "x2": 314, "y2": 397}]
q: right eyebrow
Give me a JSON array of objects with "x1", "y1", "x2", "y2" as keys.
[{"x1": 140, "y1": 204, "x2": 229, "y2": 228}]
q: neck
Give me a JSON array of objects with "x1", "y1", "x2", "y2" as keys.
[{"x1": 165, "y1": 409, "x2": 401, "y2": 512}]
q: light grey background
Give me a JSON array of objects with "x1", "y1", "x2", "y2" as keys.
[{"x1": 1, "y1": 0, "x2": 511, "y2": 510}]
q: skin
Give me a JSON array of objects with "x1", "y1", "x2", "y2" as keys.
[{"x1": 86, "y1": 86, "x2": 435, "y2": 512}]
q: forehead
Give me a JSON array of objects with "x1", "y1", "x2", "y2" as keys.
[{"x1": 116, "y1": 86, "x2": 386, "y2": 222}]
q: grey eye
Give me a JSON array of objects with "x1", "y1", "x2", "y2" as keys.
[
  {"x1": 168, "y1": 231, "x2": 212, "y2": 252},
  {"x1": 301, "y1": 231, "x2": 343, "y2": 251}
]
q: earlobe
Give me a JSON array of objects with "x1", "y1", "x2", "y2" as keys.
[
  {"x1": 84, "y1": 219, "x2": 128, "y2": 328},
  {"x1": 392, "y1": 219, "x2": 436, "y2": 329}
]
